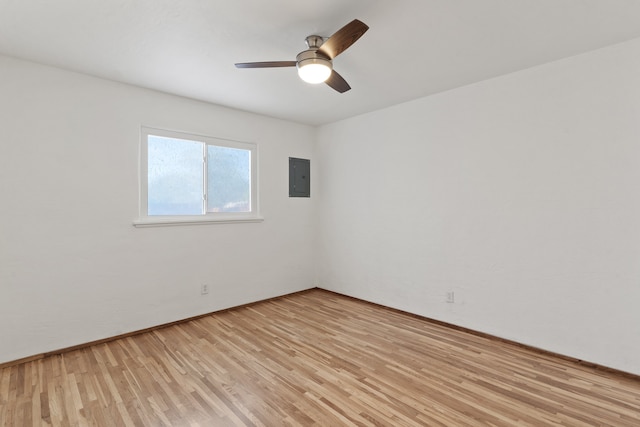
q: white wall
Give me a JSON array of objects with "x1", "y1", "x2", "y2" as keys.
[
  {"x1": 4, "y1": 37, "x2": 640, "y2": 376},
  {"x1": 0, "y1": 55, "x2": 316, "y2": 364},
  {"x1": 316, "y1": 38, "x2": 640, "y2": 375}
]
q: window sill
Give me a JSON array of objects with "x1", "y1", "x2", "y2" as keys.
[{"x1": 133, "y1": 216, "x2": 264, "y2": 228}]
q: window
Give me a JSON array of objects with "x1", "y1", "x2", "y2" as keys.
[{"x1": 135, "y1": 127, "x2": 260, "y2": 226}]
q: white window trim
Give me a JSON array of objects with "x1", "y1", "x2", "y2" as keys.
[{"x1": 134, "y1": 126, "x2": 263, "y2": 227}]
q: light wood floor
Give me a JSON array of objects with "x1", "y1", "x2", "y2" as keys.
[{"x1": 1, "y1": 289, "x2": 639, "y2": 426}]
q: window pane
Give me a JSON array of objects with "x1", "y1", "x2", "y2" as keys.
[
  {"x1": 207, "y1": 145, "x2": 251, "y2": 213},
  {"x1": 148, "y1": 135, "x2": 204, "y2": 215}
]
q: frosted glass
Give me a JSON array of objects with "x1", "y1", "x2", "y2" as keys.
[
  {"x1": 207, "y1": 145, "x2": 251, "y2": 212},
  {"x1": 148, "y1": 135, "x2": 204, "y2": 215}
]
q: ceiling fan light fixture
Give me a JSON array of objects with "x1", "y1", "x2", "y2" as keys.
[
  {"x1": 296, "y1": 50, "x2": 332, "y2": 84},
  {"x1": 298, "y1": 61, "x2": 332, "y2": 84}
]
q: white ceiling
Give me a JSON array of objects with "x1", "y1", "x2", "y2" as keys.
[{"x1": 2, "y1": 0, "x2": 640, "y2": 126}]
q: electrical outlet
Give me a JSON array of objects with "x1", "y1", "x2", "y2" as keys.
[
  {"x1": 201, "y1": 284, "x2": 209, "y2": 295},
  {"x1": 446, "y1": 291, "x2": 454, "y2": 303}
]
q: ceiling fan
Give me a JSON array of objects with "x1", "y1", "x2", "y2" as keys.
[{"x1": 235, "y1": 19, "x2": 369, "y2": 93}]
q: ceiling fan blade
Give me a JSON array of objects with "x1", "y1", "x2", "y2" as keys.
[
  {"x1": 318, "y1": 19, "x2": 369, "y2": 59},
  {"x1": 325, "y1": 70, "x2": 351, "y2": 93},
  {"x1": 235, "y1": 61, "x2": 296, "y2": 68}
]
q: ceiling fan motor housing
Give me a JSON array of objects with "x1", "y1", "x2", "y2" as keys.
[
  {"x1": 296, "y1": 49, "x2": 332, "y2": 70},
  {"x1": 297, "y1": 35, "x2": 332, "y2": 69}
]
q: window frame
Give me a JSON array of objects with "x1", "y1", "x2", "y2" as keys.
[{"x1": 134, "y1": 126, "x2": 262, "y2": 227}]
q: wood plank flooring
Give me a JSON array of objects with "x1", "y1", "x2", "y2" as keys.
[{"x1": 1, "y1": 289, "x2": 639, "y2": 426}]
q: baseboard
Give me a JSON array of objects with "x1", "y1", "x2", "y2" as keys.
[
  {"x1": 0, "y1": 288, "x2": 316, "y2": 370},
  {"x1": 316, "y1": 288, "x2": 640, "y2": 382},
  {"x1": 3, "y1": 286, "x2": 639, "y2": 382}
]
